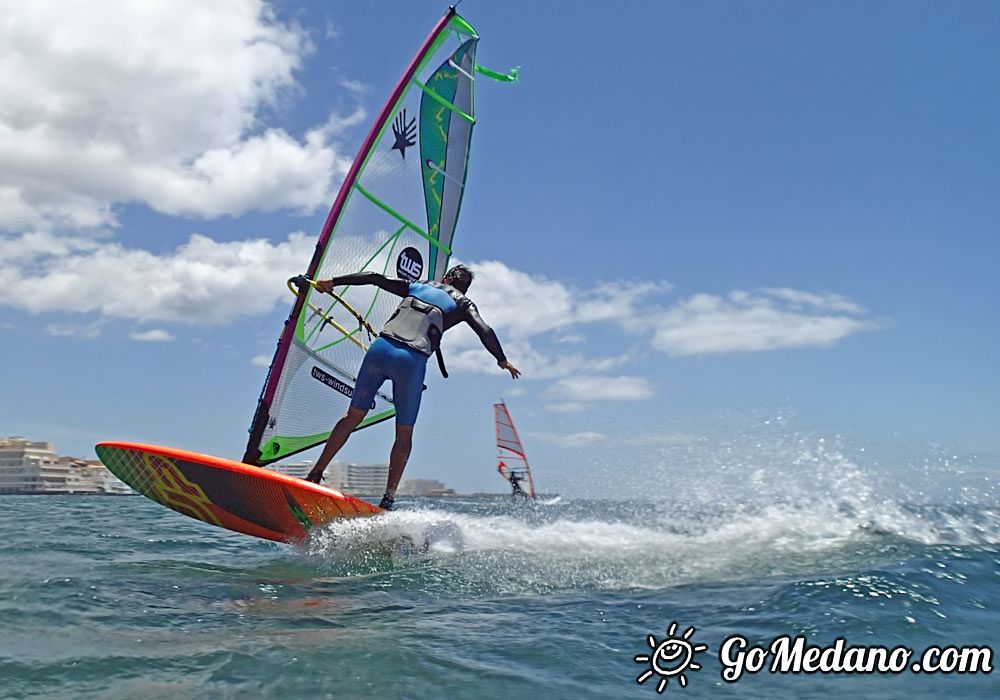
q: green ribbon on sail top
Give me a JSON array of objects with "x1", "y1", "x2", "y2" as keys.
[{"x1": 475, "y1": 64, "x2": 520, "y2": 83}]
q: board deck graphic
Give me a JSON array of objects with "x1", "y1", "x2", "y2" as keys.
[{"x1": 96, "y1": 442, "x2": 380, "y2": 543}]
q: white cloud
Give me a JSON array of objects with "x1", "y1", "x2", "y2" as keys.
[
  {"x1": 545, "y1": 402, "x2": 589, "y2": 414},
  {"x1": 2, "y1": 226, "x2": 877, "y2": 403},
  {"x1": 438, "y1": 261, "x2": 874, "y2": 406},
  {"x1": 443, "y1": 334, "x2": 630, "y2": 380},
  {"x1": 0, "y1": 230, "x2": 102, "y2": 261},
  {"x1": 652, "y1": 290, "x2": 876, "y2": 356},
  {"x1": 337, "y1": 76, "x2": 370, "y2": 95},
  {"x1": 0, "y1": 1, "x2": 357, "y2": 231},
  {"x1": 44, "y1": 321, "x2": 103, "y2": 338},
  {"x1": 464, "y1": 260, "x2": 668, "y2": 338},
  {"x1": 760, "y1": 288, "x2": 865, "y2": 314},
  {"x1": 250, "y1": 354, "x2": 272, "y2": 367},
  {"x1": 464, "y1": 260, "x2": 576, "y2": 336},
  {"x1": 437, "y1": 260, "x2": 657, "y2": 379},
  {"x1": 129, "y1": 329, "x2": 174, "y2": 342},
  {"x1": 576, "y1": 280, "x2": 671, "y2": 326},
  {"x1": 130, "y1": 127, "x2": 350, "y2": 219},
  {"x1": 530, "y1": 431, "x2": 608, "y2": 448},
  {"x1": 455, "y1": 262, "x2": 874, "y2": 361},
  {"x1": 550, "y1": 375, "x2": 654, "y2": 402},
  {"x1": 0, "y1": 230, "x2": 314, "y2": 324}
]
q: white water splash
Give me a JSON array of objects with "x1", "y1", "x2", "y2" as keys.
[{"x1": 302, "y1": 432, "x2": 999, "y2": 592}]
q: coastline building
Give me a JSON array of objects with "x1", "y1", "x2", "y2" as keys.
[
  {"x1": 270, "y1": 459, "x2": 342, "y2": 487},
  {"x1": 270, "y1": 459, "x2": 313, "y2": 481},
  {"x1": 273, "y1": 460, "x2": 388, "y2": 495},
  {"x1": 62, "y1": 457, "x2": 100, "y2": 494},
  {"x1": 398, "y1": 478, "x2": 456, "y2": 497},
  {"x1": 0, "y1": 437, "x2": 63, "y2": 494},
  {"x1": 0, "y1": 436, "x2": 133, "y2": 495},
  {"x1": 270, "y1": 461, "x2": 455, "y2": 497},
  {"x1": 60, "y1": 457, "x2": 134, "y2": 495},
  {"x1": 340, "y1": 463, "x2": 390, "y2": 495},
  {"x1": 265, "y1": 459, "x2": 387, "y2": 495},
  {"x1": 0, "y1": 434, "x2": 457, "y2": 498}
]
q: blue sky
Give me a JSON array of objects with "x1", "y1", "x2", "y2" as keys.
[{"x1": 1, "y1": 1, "x2": 997, "y2": 496}]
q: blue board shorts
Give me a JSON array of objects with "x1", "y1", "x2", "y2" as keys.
[{"x1": 350, "y1": 336, "x2": 428, "y2": 426}]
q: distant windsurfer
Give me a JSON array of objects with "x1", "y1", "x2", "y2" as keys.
[
  {"x1": 305, "y1": 265, "x2": 520, "y2": 510},
  {"x1": 498, "y1": 461, "x2": 525, "y2": 498},
  {"x1": 508, "y1": 471, "x2": 524, "y2": 499}
]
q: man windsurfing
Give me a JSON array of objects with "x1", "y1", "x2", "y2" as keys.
[
  {"x1": 498, "y1": 461, "x2": 525, "y2": 498},
  {"x1": 508, "y1": 471, "x2": 525, "y2": 499},
  {"x1": 305, "y1": 265, "x2": 520, "y2": 510}
]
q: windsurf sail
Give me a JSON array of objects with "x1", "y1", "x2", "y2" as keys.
[
  {"x1": 245, "y1": 9, "x2": 513, "y2": 465},
  {"x1": 494, "y1": 400, "x2": 536, "y2": 499}
]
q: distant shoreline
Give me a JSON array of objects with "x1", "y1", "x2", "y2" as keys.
[{"x1": 0, "y1": 492, "x2": 135, "y2": 496}]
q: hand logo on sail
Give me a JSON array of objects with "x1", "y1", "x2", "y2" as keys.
[{"x1": 391, "y1": 109, "x2": 417, "y2": 159}]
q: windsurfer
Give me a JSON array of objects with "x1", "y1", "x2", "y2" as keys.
[
  {"x1": 305, "y1": 265, "x2": 520, "y2": 510},
  {"x1": 498, "y1": 462, "x2": 525, "y2": 498},
  {"x1": 508, "y1": 471, "x2": 524, "y2": 498}
]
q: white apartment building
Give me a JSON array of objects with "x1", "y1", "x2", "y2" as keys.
[
  {"x1": 60, "y1": 457, "x2": 132, "y2": 495},
  {"x1": 0, "y1": 437, "x2": 133, "y2": 495},
  {"x1": 340, "y1": 463, "x2": 390, "y2": 495},
  {"x1": 270, "y1": 459, "x2": 342, "y2": 487},
  {"x1": 270, "y1": 459, "x2": 383, "y2": 494},
  {"x1": 399, "y1": 478, "x2": 447, "y2": 496},
  {"x1": 0, "y1": 436, "x2": 67, "y2": 493},
  {"x1": 62, "y1": 457, "x2": 100, "y2": 494}
]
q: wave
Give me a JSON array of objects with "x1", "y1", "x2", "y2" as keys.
[
  {"x1": 302, "y1": 435, "x2": 999, "y2": 594},
  {"x1": 302, "y1": 501, "x2": 998, "y2": 595}
]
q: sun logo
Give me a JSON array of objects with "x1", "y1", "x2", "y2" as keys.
[{"x1": 634, "y1": 622, "x2": 708, "y2": 693}]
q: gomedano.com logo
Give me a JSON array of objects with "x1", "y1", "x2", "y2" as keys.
[
  {"x1": 634, "y1": 625, "x2": 993, "y2": 693},
  {"x1": 720, "y1": 635, "x2": 993, "y2": 682}
]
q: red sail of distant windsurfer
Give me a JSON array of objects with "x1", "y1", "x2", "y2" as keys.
[{"x1": 494, "y1": 400, "x2": 535, "y2": 499}]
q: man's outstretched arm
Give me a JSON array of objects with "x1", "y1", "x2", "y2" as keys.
[
  {"x1": 464, "y1": 302, "x2": 521, "y2": 379},
  {"x1": 314, "y1": 272, "x2": 409, "y2": 297}
]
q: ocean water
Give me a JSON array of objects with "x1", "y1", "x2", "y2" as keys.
[{"x1": 1, "y1": 461, "x2": 998, "y2": 699}]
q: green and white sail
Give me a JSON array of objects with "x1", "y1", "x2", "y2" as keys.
[{"x1": 245, "y1": 9, "x2": 510, "y2": 465}]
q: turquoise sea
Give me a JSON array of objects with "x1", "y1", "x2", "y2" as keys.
[{"x1": 1, "y1": 477, "x2": 998, "y2": 699}]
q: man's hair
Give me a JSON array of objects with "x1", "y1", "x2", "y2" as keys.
[{"x1": 442, "y1": 264, "x2": 473, "y2": 292}]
